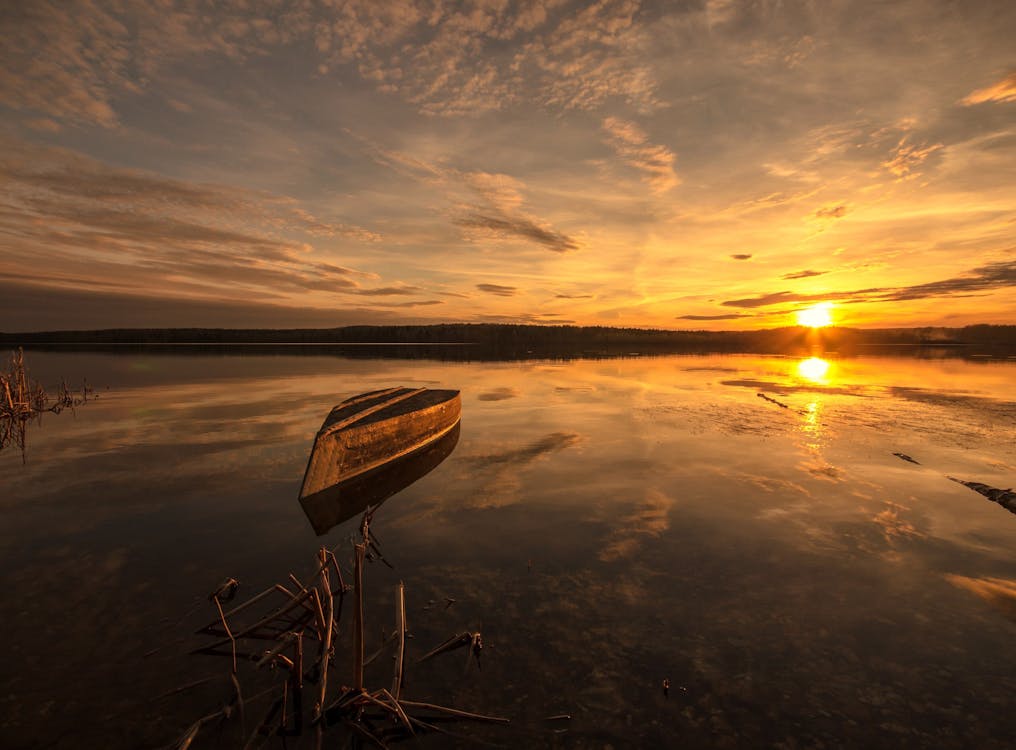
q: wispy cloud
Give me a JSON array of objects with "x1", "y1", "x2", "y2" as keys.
[
  {"x1": 782, "y1": 270, "x2": 826, "y2": 280},
  {"x1": 960, "y1": 72, "x2": 1016, "y2": 105},
  {"x1": 676, "y1": 313, "x2": 753, "y2": 320},
  {"x1": 476, "y1": 283, "x2": 518, "y2": 297},
  {"x1": 317, "y1": 0, "x2": 658, "y2": 116},
  {"x1": 0, "y1": 0, "x2": 659, "y2": 127},
  {"x1": 814, "y1": 204, "x2": 848, "y2": 220},
  {"x1": 882, "y1": 137, "x2": 944, "y2": 178},
  {"x1": 455, "y1": 213, "x2": 578, "y2": 253},
  {"x1": 0, "y1": 1, "x2": 314, "y2": 127},
  {"x1": 601, "y1": 117, "x2": 679, "y2": 193},
  {"x1": 364, "y1": 142, "x2": 579, "y2": 254},
  {"x1": 0, "y1": 280, "x2": 427, "y2": 331},
  {"x1": 723, "y1": 260, "x2": 1016, "y2": 308},
  {"x1": 354, "y1": 286, "x2": 421, "y2": 296},
  {"x1": 883, "y1": 260, "x2": 1016, "y2": 301},
  {"x1": 0, "y1": 139, "x2": 394, "y2": 307},
  {"x1": 368, "y1": 299, "x2": 444, "y2": 308}
]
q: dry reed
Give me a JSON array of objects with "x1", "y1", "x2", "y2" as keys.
[
  {"x1": 1, "y1": 348, "x2": 93, "y2": 461},
  {"x1": 173, "y1": 508, "x2": 510, "y2": 748}
]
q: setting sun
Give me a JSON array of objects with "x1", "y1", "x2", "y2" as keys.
[{"x1": 796, "y1": 302, "x2": 834, "y2": 328}]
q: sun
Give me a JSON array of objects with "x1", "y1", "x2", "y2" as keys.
[{"x1": 796, "y1": 302, "x2": 833, "y2": 328}]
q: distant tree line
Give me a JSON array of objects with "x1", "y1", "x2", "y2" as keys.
[{"x1": 2, "y1": 323, "x2": 1014, "y2": 360}]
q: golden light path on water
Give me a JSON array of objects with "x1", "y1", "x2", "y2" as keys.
[{"x1": 796, "y1": 357, "x2": 831, "y2": 452}]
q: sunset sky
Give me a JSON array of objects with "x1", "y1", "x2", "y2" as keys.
[{"x1": 1, "y1": 0, "x2": 1014, "y2": 331}]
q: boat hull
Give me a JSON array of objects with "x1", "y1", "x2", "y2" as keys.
[
  {"x1": 299, "y1": 387, "x2": 461, "y2": 502},
  {"x1": 300, "y1": 421, "x2": 460, "y2": 535}
]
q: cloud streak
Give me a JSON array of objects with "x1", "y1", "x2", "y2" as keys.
[
  {"x1": 601, "y1": 117, "x2": 679, "y2": 193},
  {"x1": 0, "y1": 139, "x2": 401, "y2": 309},
  {"x1": 782, "y1": 270, "x2": 826, "y2": 280},
  {"x1": 882, "y1": 138, "x2": 944, "y2": 178},
  {"x1": 676, "y1": 313, "x2": 754, "y2": 321},
  {"x1": 814, "y1": 205, "x2": 848, "y2": 220},
  {"x1": 476, "y1": 283, "x2": 518, "y2": 297},
  {"x1": 961, "y1": 72, "x2": 1016, "y2": 105},
  {"x1": 455, "y1": 213, "x2": 578, "y2": 253},
  {"x1": 723, "y1": 261, "x2": 1016, "y2": 308}
]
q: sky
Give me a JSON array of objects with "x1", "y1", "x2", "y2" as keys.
[{"x1": 1, "y1": 0, "x2": 1014, "y2": 332}]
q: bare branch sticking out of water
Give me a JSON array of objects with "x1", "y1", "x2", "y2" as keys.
[
  {"x1": 948, "y1": 477, "x2": 1016, "y2": 514},
  {"x1": 892, "y1": 452, "x2": 921, "y2": 465},
  {"x1": 756, "y1": 392, "x2": 790, "y2": 409},
  {"x1": 417, "y1": 630, "x2": 483, "y2": 672},
  {"x1": 393, "y1": 582, "x2": 406, "y2": 700}
]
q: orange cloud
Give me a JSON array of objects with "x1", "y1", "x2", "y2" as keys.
[
  {"x1": 476, "y1": 283, "x2": 517, "y2": 296},
  {"x1": 882, "y1": 138, "x2": 943, "y2": 177},
  {"x1": 960, "y1": 72, "x2": 1016, "y2": 105}
]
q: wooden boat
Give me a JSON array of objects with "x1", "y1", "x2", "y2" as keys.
[
  {"x1": 299, "y1": 386, "x2": 461, "y2": 507},
  {"x1": 300, "y1": 421, "x2": 460, "y2": 535}
]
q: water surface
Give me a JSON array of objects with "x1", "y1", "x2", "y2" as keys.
[{"x1": 2, "y1": 349, "x2": 1015, "y2": 748}]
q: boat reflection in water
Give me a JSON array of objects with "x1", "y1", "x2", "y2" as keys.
[{"x1": 299, "y1": 421, "x2": 460, "y2": 535}]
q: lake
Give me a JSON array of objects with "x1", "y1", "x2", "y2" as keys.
[{"x1": 2, "y1": 348, "x2": 1015, "y2": 748}]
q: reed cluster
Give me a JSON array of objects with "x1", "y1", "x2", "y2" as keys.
[
  {"x1": 1, "y1": 348, "x2": 93, "y2": 459},
  {"x1": 168, "y1": 512, "x2": 508, "y2": 749}
]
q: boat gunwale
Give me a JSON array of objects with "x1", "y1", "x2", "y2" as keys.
[
  {"x1": 306, "y1": 415, "x2": 461, "y2": 493},
  {"x1": 299, "y1": 388, "x2": 461, "y2": 500}
]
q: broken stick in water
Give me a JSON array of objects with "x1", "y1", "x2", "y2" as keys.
[
  {"x1": 393, "y1": 581, "x2": 406, "y2": 699},
  {"x1": 948, "y1": 476, "x2": 1016, "y2": 515},
  {"x1": 353, "y1": 542, "x2": 366, "y2": 692}
]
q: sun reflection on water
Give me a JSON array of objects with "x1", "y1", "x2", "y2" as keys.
[
  {"x1": 794, "y1": 357, "x2": 831, "y2": 450},
  {"x1": 801, "y1": 400, "x2": 822, "y2": 450},
  {"x1": 797, "y1": 357, "x2": 830, "y2": 383}
]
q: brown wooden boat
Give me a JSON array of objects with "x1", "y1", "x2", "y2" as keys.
[
  {"x1": 300, "y1": 421, "x2": 460, "y2": 535},
  {"x1": 299, "y1": 386, "x2": 461, "y2": 506}
]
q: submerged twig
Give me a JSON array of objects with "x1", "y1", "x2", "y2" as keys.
[
  {"x1": 393, "y1": 582, "x2": 406, "y2": 700},
  {"x1": 212, "y1": 592, "x2": 238, "y2": 674},
  {"x1": 892, "y1": 452, "x2": 920, "y2": 465},
  {"x1": 397, "y1": 699, "x2": 510, "y2": 725},
  {"x1": 756, "y1": 392, "x2": 789, "y2": 409},
  {"x1": 417, "y1": 631, "x2": 475, "y2": 663},
  {"x1": 315, "y1": 549, "x2": 334, "y2": 723},
  {"x1": 353, "y1": 543, "x2": 366, "y2": 691}
]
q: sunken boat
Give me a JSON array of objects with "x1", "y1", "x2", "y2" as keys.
[
  {"x1": 300, "y1": 421, "x2": 460, "y2": 535},
  {"x1": 299, "y1": 387, "x2": 461, "y2": 511}
]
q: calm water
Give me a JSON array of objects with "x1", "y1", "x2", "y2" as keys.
[{"x1": 2, "y1": 349, "x2": 1015, "y2": 748}]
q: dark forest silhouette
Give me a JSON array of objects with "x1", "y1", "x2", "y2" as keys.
[{"x1": 2, "y1": 324, "x2": 1014, "y2": 361}]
